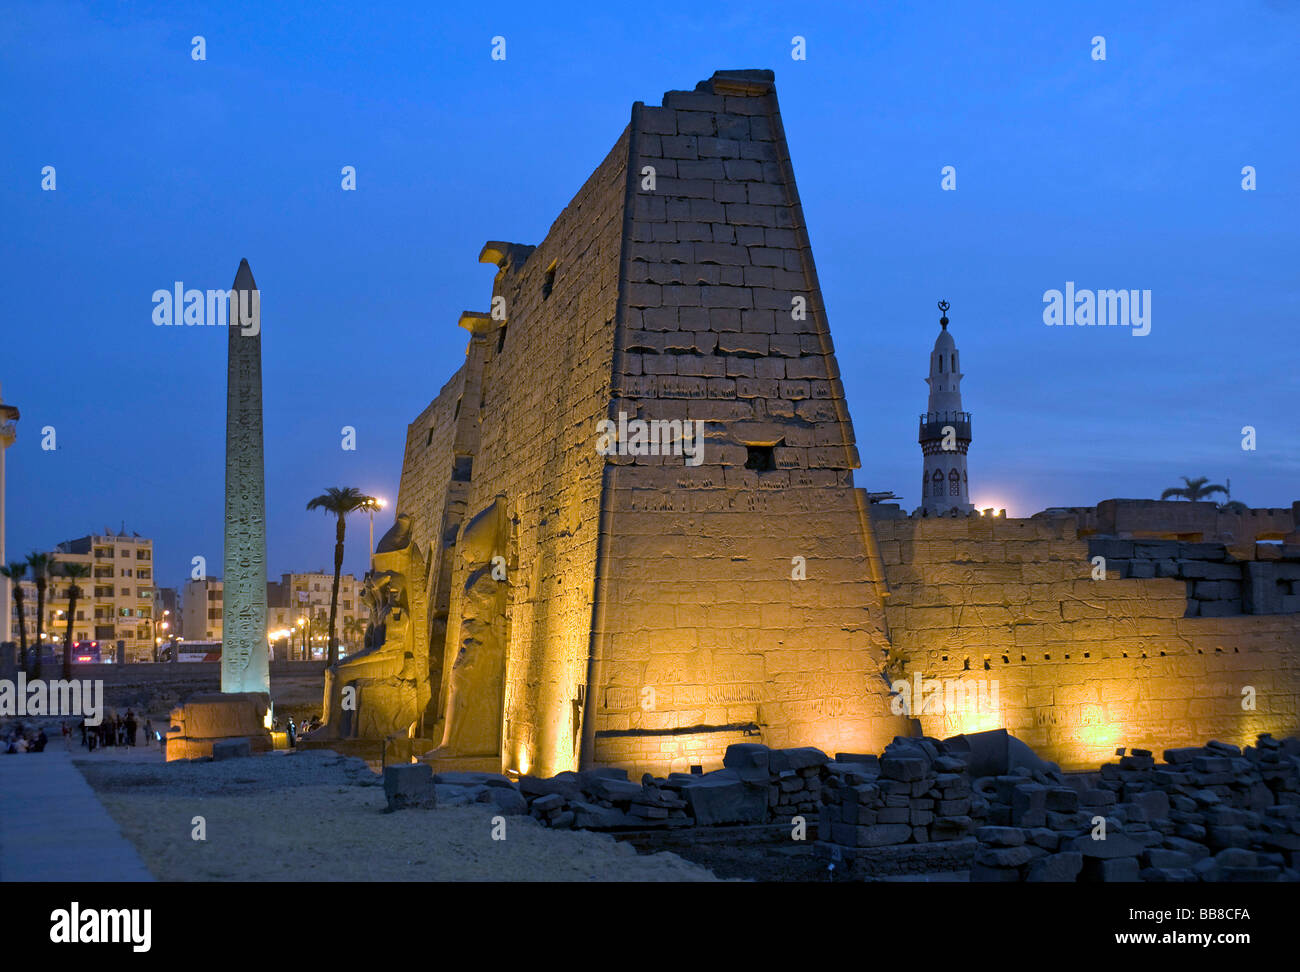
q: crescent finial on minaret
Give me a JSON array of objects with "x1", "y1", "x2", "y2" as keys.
[{"x1": 938, "y1": 299, "x2": 950, "y2": 329}]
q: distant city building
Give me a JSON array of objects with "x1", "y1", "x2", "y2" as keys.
[
  {"x1": 183, "y1": 570, "x2": 365, "y2": 660},
  {"x1": 269, "y1": 571, "x2": 364, "y2": 659},
  {"x1": 918, "y1": 302, "x2": 974, "y2": 515},
  {"x1": 181, "y1": 577, "x2": 223, "y2": 642},
  {"x1": 0, "y1": 383, "x2": 18, "y2": 646},
  {"x1": 11, "y1": 529, "x2": 156, "y2": 662}
]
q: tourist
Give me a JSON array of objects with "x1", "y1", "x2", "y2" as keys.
[
  {"x1": 125, "y1": 711, "x2": 137, "y2": 747},
  {"x1": 33, "y1": 728, "x2": 48, "y2": 752},
  {"x1": 144, "y1": 718, "x2": 153, "y2": 747},
  {"x1": 287, "y1": 717, "x2": 297, "y2": 748}
]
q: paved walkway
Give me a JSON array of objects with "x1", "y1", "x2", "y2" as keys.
[{"x1": 0, "y1": 744, "x2": 154, "y2": 881}]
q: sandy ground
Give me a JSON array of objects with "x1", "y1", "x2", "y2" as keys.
[{"x1": 75, "y1": 750, "x2": 719, "y2": 881}]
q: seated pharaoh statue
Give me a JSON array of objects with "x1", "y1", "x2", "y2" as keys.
[{"x1": 308, "y1": 512, "x2": 430, "y2": 744}]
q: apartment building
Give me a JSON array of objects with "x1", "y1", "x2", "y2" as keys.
[{"x1": 11, "y1": 530, "x2": 156, "y2": 663}]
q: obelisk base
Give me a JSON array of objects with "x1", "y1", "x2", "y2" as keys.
[{"x1": 165, "y1": 691, "x2": 273, "y2": 761}]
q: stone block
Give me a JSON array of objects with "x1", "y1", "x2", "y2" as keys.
[
  {"x1": 434, "y1": 770, "x2": 514, "y2": 788},
  {"x1": 212, "y1": 738, "x2": 251, "y2": 760},
  {"x1": 1026, "y1": 851, "x2": 1083, "y2": 882},
  {"x1": 587, "y1": 776, "x2": 645, "y2": 804},
  {"x1": 1143, "y1": 848, "x2": 1193, "y2": 869},
  {"x1": 1046, "y1": 788, "x2": 1079, "y2": 812},
  {"x1": 1130, "y1": 790, "x2": 1170, "y2": 820},
  {"x1": 384, "y1": 763, "x2": 436, "y2": 811},
  {"x1": 519, "y1": 774, "x2": 585, "y2": 802},
  {"x1": 854, "y1": 824, "x2": 913, "y2": 847},
  {"x1": 880, "y1": 755, "x2": 927, "y2": 782},
  {"x1": 1066, "y1": 833, "x2": 1143, "y2": 859},
  {"x1": 1082, "y1": 856, "x2": 1140, "y2": 882},
  {"x1": 1243, "y1": 562, "x2": 1280, "y2": 614},
  {"x1": 680, "y1": 776, "x2": 768, "y2": 826},
  {"x1": 975, "y1": 844, "x2": 1035, "y2": 868},
  {"x1": 767, "y1": 746, "x2": 828, "y2": 772},
  {"x1": 485, "y1": 787, "x2": 528, "y2": 815},
  {"x1": 976, "y1": 825, "x2": 1026, "y2": 847},
  {"x1": 531, "y1": 793, "x2": 565, "y2": 814}
]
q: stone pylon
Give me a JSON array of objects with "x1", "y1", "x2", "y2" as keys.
[{"x1": 221, "y1": 259, "x2": 270, "y2": 696}]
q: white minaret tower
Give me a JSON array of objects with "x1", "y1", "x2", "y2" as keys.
[{"x1": 918, "y1": 300, "x2": 973, "y2": 515}]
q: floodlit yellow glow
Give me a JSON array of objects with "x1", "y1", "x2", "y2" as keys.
[
  {"x1": 1074, "y1": 705, "x2": 1121, "y2": 761},
  {"x1": 943, "y1": 708, "x2": 1003, "y2": 735}
]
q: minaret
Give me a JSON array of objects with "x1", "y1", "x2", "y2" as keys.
[
  {"x1": 222, "y1": 259, "x2": 270, "y2": 696},
  {"x1": 918, "y1": 300, "x2": 974, "y2": 515}
]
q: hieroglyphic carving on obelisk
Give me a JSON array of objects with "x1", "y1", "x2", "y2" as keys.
[{"x1": 222, "y1": 259, "x2": 270, "y2": 695}]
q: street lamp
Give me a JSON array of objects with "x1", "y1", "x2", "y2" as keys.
[
  {"x1": 362, "y1": 497, "x2": 387, "y2": 567},
  {"x1": 150, "y1": 611, "x2": 170, "y2": 662},
  {"x1": 297, "y1": 616, "x2": 308, "y2": 661},
  {"x1": 267, "y1": 628, "x2": 291, "y2": 661}
]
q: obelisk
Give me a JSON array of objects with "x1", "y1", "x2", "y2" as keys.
[{"x1": 222, "y1": 259, "x2": 270, "y2": 695}]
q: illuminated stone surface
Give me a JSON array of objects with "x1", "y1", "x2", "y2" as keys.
[
  {"x1": 222, "y1": 259, "x2": 270, "y2": 696},
  {"x1": 343, "y1": 69, "x2": 1300, "y2": 782},
  {"x1": 394, "y1": 71, "x2": 907, "y2": 778},
  {"x1": 165, "y1": 691, "x2": 272, "y2": 760},
  {"x1": 316, "y1": 513, "x2": 430, "y2": 742}
]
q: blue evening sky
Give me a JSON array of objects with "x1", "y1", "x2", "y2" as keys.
[{"x1": 2, "y1": 0, "x2": 1297, "y2": 590}]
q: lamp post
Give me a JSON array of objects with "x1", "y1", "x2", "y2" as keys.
[
  {"x1": 362, "y1": 497, "x2": 387, "y2": 568},
  {"x1": 267, "y1": 628, "x2": 290, "y2": 662},
  {"x1": 150, "y1": 611, "x2": 170, "y2": 662}
]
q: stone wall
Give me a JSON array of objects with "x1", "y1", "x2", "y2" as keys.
[
  {"x1": 396, "y1": 70, "x2": 903, "y2": 779},
  {"x1": 1087, "y1": 536, "x2": 1300, "y2": 616},
  {"x1": 398, "y1": 132, "x2": 630, "y2": 776},
  {"x1": 589, "y1": 70, "x2": 901, "y2": 776},
  {"x1": 397, "y1": 372, "x2": 463, "y2": 569},
  {"x1": 874, "y1": 512, "x2": 1300, "y2": 770},
  {"x1": 1068, "y1": 499, "x2": 1299, "y2": 548}
]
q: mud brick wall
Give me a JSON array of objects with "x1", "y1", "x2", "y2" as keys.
[
  {"x1": 875, "y1": 514, "x2": 1300, "y2": 770},
  {"x1": 589, "y1": 71, "x2": 902, "y2": 778}
]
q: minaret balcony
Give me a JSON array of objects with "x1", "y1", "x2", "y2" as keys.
[{"x1": 918, "y1": 411, "x2": 972, "y2": 443}]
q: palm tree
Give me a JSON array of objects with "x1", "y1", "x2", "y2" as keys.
[
  {"x1": 343, "y1": 615, "x2": 365, "y2": 652},
  {"x1": 57, "y1": 561, "x2": 92, "y2": 680},
  {"x1": 1160, "y1": 476, "x2": 1228, "y2": 503},
  {"x1": 0, "y1": 562, "x2": 28, "y2": 675},
  {"x1": 305, "y1": 487, "x2": 375, "y2": 666},
  {"x1": 25, "y1": 552, "x2": 52, "y2": 679}
]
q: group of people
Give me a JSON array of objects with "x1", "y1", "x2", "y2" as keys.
[
  {"x1": 2, "y1": 723, "x2": 48, "y2": 753},
  {"x1": 78, "y1": 711, "x2": 154, "y2": 751},
  {"x1": 272, "y1": 714, "x2": 323, "y2": 748}
]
